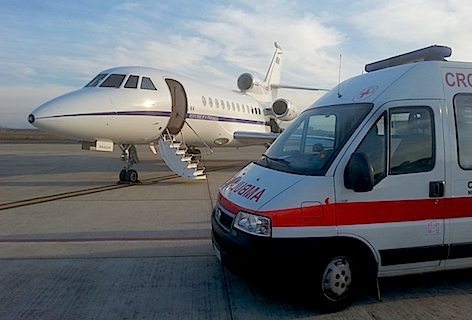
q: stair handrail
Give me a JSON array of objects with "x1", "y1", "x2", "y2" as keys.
[{"x1": 184, "y1": 121, "x2": 214, "y2": 155}]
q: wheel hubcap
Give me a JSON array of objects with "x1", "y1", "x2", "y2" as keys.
[{"x1": 322, "y1": 256, "x2": 352, "y2": 301}]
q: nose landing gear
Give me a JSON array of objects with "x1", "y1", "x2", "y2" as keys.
[{"x1": 119, "y1": 144, "x2": 140, "y2": 183}]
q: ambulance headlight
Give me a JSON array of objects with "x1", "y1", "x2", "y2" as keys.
[{"x1": 233, "y1": 212, "x2": 271, "y2": 237}]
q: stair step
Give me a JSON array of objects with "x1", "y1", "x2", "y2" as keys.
[
  {"x1": 194, "y1": 169, "x2": 205, "y2": 176},
  {"x1": 175, "y1": 149, "x2": 187, "y2": 155},
  {"x1": 157, "y1": 135, "x2": 207, "y2": 180},
  {"x1": 169, "y1": 143, "x2": 181, "y2": 149}
]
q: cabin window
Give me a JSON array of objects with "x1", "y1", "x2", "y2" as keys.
[
  {"x1": 209, "y1": 98, "x2": 213, "y2": 107},
  {"x1": 85, "y1": 73, "x2": 107, "y2": 87},
  {"x1": 215, "y1": 99, "x2": 219, "y2": 108},
  {"x1": 389, "y1": 107, "x2": 435, "y2": 174},
  {"x1": 237, "y1": 103, "x2": 240, "y2": 112},
  {"x1": 221, "y1": 100, "x2": 225, "y2": 110},
  {"x1": 100, "y1": 74, "x2": 126, "y2": 88},
  {"x1": 454, "y1": 93, "x2": 472, "y2": 169},
  {"x1": 141, "y1": 77, "x2": 157, "y2": 90},
  {"x1": 124, "y1": 75, "x2": 139, "y2": 89},
  {"x1": 232, "y1": 102, "x2": 236, "y2": 111},
  {"x1": 202, "y1": 96, "x2": 207, "y2": 107},
  {"x1": 227, "y1": 101, "x2": 231, "y2": 110}
]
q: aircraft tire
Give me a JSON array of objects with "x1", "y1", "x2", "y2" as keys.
[
  {"x1": 127, "y1": 170, "x2": 138, "y2": 183},
  {"x1": 119, "y1": 169, "x2": 128, "y2": 183}
]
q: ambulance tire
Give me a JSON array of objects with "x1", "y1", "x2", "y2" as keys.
[{"x1": 316, "y1": 254, "x2": 357, "y2": 312}]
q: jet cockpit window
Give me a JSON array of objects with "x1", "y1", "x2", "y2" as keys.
[
  {"x1": 100, "y1": 74, "x2": 126, "y2": 88},
  {"x1": 124, "y1": 75, "x2": 139, "y2": 89},
  {"x1": 141, "y1": 77, "x2": 157, "y2": 90},
  {"x1": 85, "y1": 73, "x2": 107, "y2": 87}
]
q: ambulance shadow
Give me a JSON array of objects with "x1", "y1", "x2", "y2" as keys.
[
  {"x1": 223, "y1": 264, "x2": 472, "y2": 316},
  {"x1": 378, "y1": 269, "x2": 472, "y2": 301}
]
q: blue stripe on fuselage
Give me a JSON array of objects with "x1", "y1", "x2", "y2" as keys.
[{"x1": 37, "y1": 111, "x2": 266, "y2": 125}]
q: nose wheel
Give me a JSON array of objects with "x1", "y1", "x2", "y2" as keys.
[
  {"x1": 119, "y1": 169, "x2": 138, "y2": 183},
  {"x1": 119, "y1": 144, "x2": 140, "y2": 184}
]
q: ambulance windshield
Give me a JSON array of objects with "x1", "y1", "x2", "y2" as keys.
[{"x1": 260, "y1": 103, "x2": 372, "y2": 175}]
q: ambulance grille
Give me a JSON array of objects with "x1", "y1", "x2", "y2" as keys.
[{"x1": 215, "y1": 206, "x2": 235, "y2": 232}]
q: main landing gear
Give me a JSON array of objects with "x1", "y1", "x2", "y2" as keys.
[{"x1": 119, "y1": 144, "x2": 140, "y2": 183}]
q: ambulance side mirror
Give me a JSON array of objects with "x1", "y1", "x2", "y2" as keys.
[{"x1": 344, "y1": 152, "x2": 374, "y2": 192}]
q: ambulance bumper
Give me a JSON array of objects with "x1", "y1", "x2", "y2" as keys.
[{"x1": 211, "y1": 211, "x2": 325, "y2": 269}]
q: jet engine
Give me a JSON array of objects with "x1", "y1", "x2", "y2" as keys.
[
  {"x1": 271, "y1": 98, "x2": 298, "y2": 121},
  {"x1": 237, "y1": 73, "x2": 258, "y2": 91},
  {"x1": 237, "y1": 73, "x2": 267, "y2": 95}
]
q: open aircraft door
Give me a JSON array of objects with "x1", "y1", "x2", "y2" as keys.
[{"x1": 165, "y1": 79, "x2": 188, "y2": 135}]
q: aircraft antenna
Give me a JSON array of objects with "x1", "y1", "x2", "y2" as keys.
[{"x1": 337, "y1": 54, "x2": 342, "y2": 98}]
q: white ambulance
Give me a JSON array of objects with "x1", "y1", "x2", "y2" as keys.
[{"x1": 211, "y1": 45, "x2": 472, "y2": 310}]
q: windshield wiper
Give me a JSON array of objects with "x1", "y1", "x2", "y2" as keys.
[{"x1": 262, "y1": 154, "x2": 290, "y2": 165}]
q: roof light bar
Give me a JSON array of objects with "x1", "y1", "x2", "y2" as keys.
[{"x1": 365, "y1": 45, "x2": 452, "y2": 73}]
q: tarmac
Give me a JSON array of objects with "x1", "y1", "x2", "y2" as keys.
[{"x1": 0, "y1": 142, "x2": 472, "y2": 319}]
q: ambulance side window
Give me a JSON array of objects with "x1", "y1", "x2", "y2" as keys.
[
  {"x1": 355, "y1": 114, "x2": 387, "y2": 184},
  {"x1": 389, "y1": 107, "x2": 435, "y2": 174},
  {"x1": 454, "y1": 94, "x2": 472, "y2": 169}
]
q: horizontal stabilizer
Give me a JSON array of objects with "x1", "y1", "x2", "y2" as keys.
[
  {"x1": 271, "y1": 84, "x2": 329, "y2": 91},
  {"x1": 233, "y1": 131, "x2": 279, "y2": 145}
]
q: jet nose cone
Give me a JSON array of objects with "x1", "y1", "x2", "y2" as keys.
[{"x1": 28, "y1": 113, "x2": 35, "y2": 124}]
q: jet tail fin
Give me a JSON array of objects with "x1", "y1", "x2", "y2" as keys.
[
  {"x1": 263, "y1": 42, "x2": 283, "y2": 99},
  {"x1": 237, "y1": 42, "x2": 283, "y2": 101}
]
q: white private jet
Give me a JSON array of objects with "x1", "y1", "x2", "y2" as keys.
[{"x1": 28, "y1": 43, "x2": 326, "y2": 182}]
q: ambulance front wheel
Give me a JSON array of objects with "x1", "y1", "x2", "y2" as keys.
[{"x1": 317, "y1": 254, "x2": 356, "y2": 312}]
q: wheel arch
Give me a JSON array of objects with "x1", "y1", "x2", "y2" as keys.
[
  {"x1": 333, "y1": 235, "x2": 379, "y2": 276},
  {"x1": 314, "y1": 235, "x2": 379, "y2": 279}
]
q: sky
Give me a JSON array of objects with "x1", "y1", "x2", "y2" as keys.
[{"x1": 1, "y1": 0, "x2": 472, "y2": 128}]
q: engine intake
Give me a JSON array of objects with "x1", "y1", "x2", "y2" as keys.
[
  {"x1": 237, "y1": 73, "x2": 268, "y2": 95},
  {"x1": 271, "y1": 98, "x2": 297, "y2": 121},
  {"x1": 237, "y1": 73, "x2": 255, "y2": 91}
]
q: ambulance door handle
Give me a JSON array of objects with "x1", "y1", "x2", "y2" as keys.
[{"x1": 429, "y1": 181, "x2": 445, "y2": 198}]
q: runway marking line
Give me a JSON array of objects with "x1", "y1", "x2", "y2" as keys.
[
  {"x1": 0, "y1": 236, "x2": 212, "y2": 243},
  {"x1": 0, "y1": 162, "x2": 246, "y2": 211}
]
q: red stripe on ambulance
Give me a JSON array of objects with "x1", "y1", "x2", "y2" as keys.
[{"x1": 218, "y1": 193, "x2": 472, "y2": 228}]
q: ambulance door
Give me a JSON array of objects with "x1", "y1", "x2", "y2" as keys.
[
  {"x1": 444, "y1": 93, "x2": 472, "y2": 268},
  {"x1": 335, "y1": 100, "x2": 446, "y2": 275}
]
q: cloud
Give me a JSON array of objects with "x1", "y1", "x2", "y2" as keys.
[
  {"x1": 347, "y1": 0, "x2": 472, "y2": 60},
  {"x1": 186, "y1": 3, "x2": 346, "y2": 88}
]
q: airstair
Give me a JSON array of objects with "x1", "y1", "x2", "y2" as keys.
[{"x1": 157, "y1": 132, "x2": 207, "y2": 180}]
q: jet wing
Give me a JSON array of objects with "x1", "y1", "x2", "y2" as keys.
[{"x1": 233, "y1": 131, "x2": 279, "y2": 145}]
